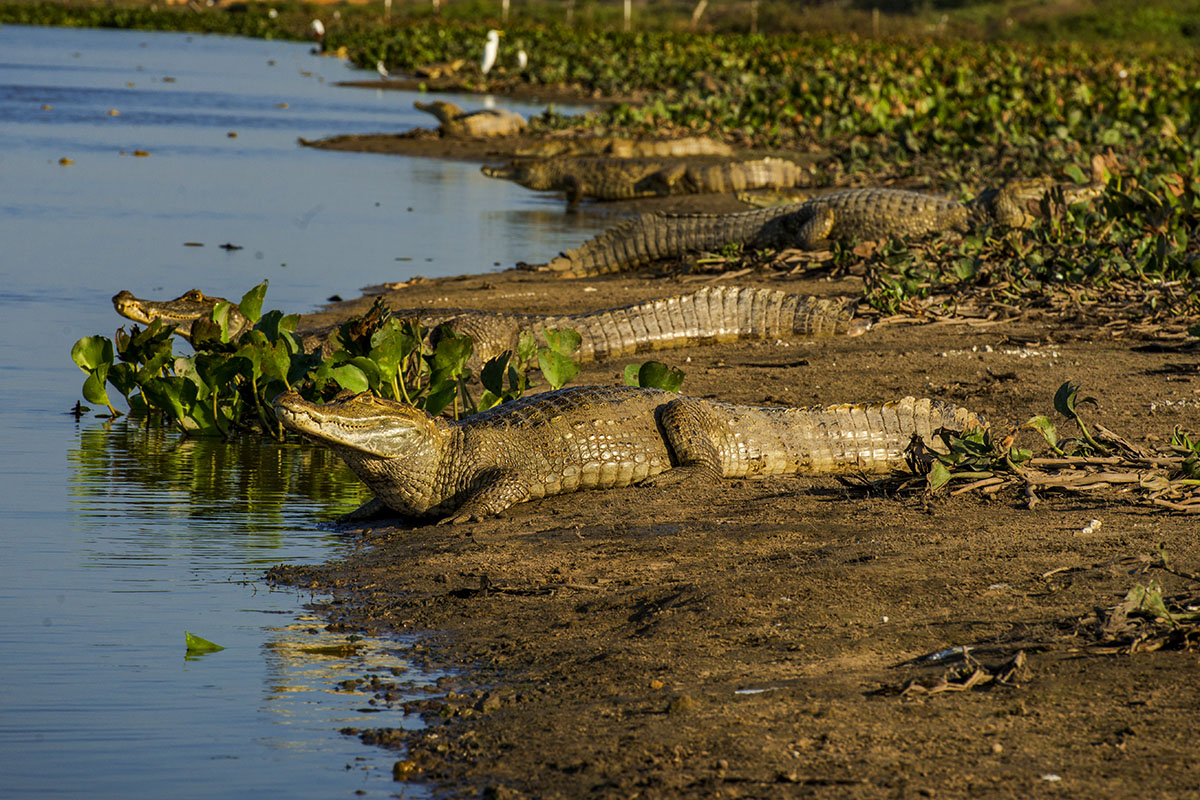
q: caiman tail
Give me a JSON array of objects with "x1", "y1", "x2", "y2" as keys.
[
  {"x1": 662, "y1": 394, "x2": 983, "y2": 479},
  {"x1": 541, "y1": 205, "x2": 802, "y2": 277},
  {"x1": 536, "y1": 286, "x2": 862, "y2": 362}
]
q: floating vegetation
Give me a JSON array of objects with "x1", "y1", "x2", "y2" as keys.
[{"x1": 71, "y1": 282, "x2": 686, "y2": 439}]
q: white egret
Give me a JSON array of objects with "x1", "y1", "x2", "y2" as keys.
[
  {"x1": 516, "y1": 40, "x2": 528, "y2": 70},
  {"x1": 310, "y1": 19, "x2": 325, "y2": 41},
  {"x1": 376, "y1": 60, "x2": 390, "y2": 80},
  {"x1": 481, "y1": 29, "x2": 501, "y2": 75}
]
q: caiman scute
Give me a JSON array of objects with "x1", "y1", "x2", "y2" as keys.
[
  {"x1": 413, "y1": 100, "x2": 526, "y2": 138},
  {"x1": 513, "y1": 135, "x2": 733, "y2": 159},
  {"x1": 113, "y1": 285, "x2": 865, "y2": 368},
  {"x1": 274, "y1": 385, "x2": 984, "y2": 523},
  {"x1": 482, "y1": 156, "x2": 805, "y2": 203},
  {"x1": 537, "y1": 178, "x2": 1107, "y2": 277}
]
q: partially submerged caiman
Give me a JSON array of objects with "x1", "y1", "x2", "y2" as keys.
[
  {"x1": 482, "y1": 156, "x2": 806, "y2": 204},
  {"x1": 535, "y1": 178, "x2": 1107, "y2": 277},
  {"x1": 274, "y1": 385, "x2": 984, "y2": 523},
  {"x1": 113, "y1": 285, "x2": 864, "y2": 368}
]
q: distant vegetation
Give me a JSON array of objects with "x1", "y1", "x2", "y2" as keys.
[{"x1": 5, "y1": 0, "x2": 1200, "y2": 46}]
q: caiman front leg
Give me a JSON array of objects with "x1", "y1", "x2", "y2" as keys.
[
  {"x1": 562, "y1": 175, "x2": 585, "y2": 206},
  {"x1": 794, "y1": 205, "x2": 836, "y2": 250},
  {"x1": 641, "y1": 398, "x2": 727, "y2": 488},
  {"x1": 438, "y1": 468, "x2": 532, "y2": 524}
]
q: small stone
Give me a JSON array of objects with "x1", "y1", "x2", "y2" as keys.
[
  {"x1": 476, "y1": 691, "x2": 503, "y2": 713},
  {"x1": 667, "y1": 694, "x2": 697, "y2": 714},
  {"x1": 991, "y1": 742, "x2": 1003, "y2": 754}
]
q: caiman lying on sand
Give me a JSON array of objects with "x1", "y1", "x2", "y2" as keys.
[
  {"x1": 482, "y1": 156, "x2": 806, "y2": 204},
  {"x1": 113, "y1": 285, "x2": 864, "y2": 367},
  {"x1": 274, "y1": 385, "x2": 983, "y2": 523},
  {"x1": 412, "y1": 100, "x2": 526, "y2": 138},
  {"x1": 534, "y1": 178, "x2": 1106, "y2": 277}
]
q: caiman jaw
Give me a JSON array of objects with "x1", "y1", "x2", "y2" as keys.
[
  {"x1": 273, "y1": 392, "x2": 434, "y2": 459},
  {"x1": 112, "y1": 290, "x2": 153, "y2": 324}
]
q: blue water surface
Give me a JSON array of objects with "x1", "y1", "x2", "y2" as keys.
[{"x1": 0, "y1": 23, "x2": 605, "y2": 798}]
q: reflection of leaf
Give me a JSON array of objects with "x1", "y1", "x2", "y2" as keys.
[{"x1": 185, "y1": 631, "x2": 225, "y2": 655}]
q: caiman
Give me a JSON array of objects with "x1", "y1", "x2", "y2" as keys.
[
  {"x1": 535, "y1": 178, "x2": 1107, "y2": 277},
  {"x1": 513, "y1": 135, "x2": 733, "y2": 159},
  {"x1": 274, "y1": 385, "x2": 984, "y2": 523},
  {"x1": 413, "y1": 100, "x2": 526, "y2": 138},
  {"x1": 482, "y1": 156, "x2": 805, "y2": 204},
  {"x1": 113, "y1": 285, "x2": 865, "y2": 368}
]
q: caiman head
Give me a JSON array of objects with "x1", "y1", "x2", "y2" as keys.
[
  {"x1": 971, "y1": 177, "x2": 1107, "y2": 229},
  {"x1": 112, "y1": 288, "x2": 250, "y2": 340},
  {"x1": 480, "y1": 160, "x2": 522, "y2": 180},
  {"x1": 275, "y1": 391, "x2": 452, "y2": 517},
  {"x1": 273, "y1": 391, "x2": 442, "y2": 459},
  {"x1": 413, "y1": 100, "x2": 464, "y2": 124}
]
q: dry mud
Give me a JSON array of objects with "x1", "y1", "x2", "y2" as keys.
[{"x1": 271, "y1": 261, "x2": 1200, "y2": 799}]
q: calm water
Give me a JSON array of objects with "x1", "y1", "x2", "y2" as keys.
[{"x1": 0, "y1": 24, "x2": 606, "y2": 798}]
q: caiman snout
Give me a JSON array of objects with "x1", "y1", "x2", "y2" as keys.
[{"x1": 112, "y1": 290, "x2": 136, "y2": 314}]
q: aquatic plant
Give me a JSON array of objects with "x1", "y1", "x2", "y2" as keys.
[{"x1": 70, "y1": 282, "x2": 591, "y2": 438}]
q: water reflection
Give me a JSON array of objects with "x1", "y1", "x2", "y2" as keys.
[{"x1": 69, "y1": 421, "x2": 369, "y2": 535}]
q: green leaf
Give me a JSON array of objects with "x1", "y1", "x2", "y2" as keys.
[
  {"x1": 185, "y1": 631, "x2": 225, "y2": 654},
  {"x1": 239, "y1": 280, "x2": 268, "y2": 324},
  {"x1": 71, "y1": 335, "x2": 114, "y2": 372},
  {"x1": 347, "y1": 356, "x2": 381, "y2": 390},
  {"x1": 1024, "y1": 415, "x2": 1059, "y2": 448},
  {"x1": 542, "y1": 327, "x2": 582, "y2": 356},
  {"x1": 332, "y1": 363, "x2": 370, "y2": 394},
  {"x1": 210, "y1": 302, "x2": 234, "y2": 343},
  {"x1": 255, "y1": 309, "x2": 295, "y2": 343},
  {"x1": 429, "y1": 329, "x2": 474, "y2": 385},
  {"x1": 82, "y1": 368, "x2": 113, "y2": 408},
  {"x1": 142, "y1": 376, "x2": 200, "y2": 431},
  {"x1": 481, "y1": 352, "x2": 512, "y2": 395},
  {"x1": 623, "y1": 363, "x2": 641, "y2": 387},
  {"x1": 424, "y1": 382, "x2": 457, "y2": 417},
  {"x1": 516, "y1": 330, "x2": 538, "y2": 365},
  {"x1": 1053, "y1": 380, "x2": 1097, "y2": 419},
  {"x1": 537, "y1": 349, "x2": 579, "y2": 390},
  {"x1": 927, "y1": 460, "x2": 952, "y2": 492},
  {"x1": 626, "y1": 360, "x2": 685, "y2": 392},
  {"x1": 107, "y1": 362, "x2": 138, "y2": 398}
]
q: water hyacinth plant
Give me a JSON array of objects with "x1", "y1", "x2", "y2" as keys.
[{"x1": 71, "y1": 282, "x2": 687, "y2": 438}]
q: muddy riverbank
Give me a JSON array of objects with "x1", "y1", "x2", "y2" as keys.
[{"x1": 269, "y1": 263, "x2": 1200, "y2": 799}]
